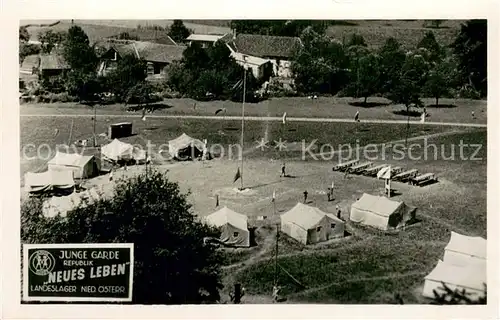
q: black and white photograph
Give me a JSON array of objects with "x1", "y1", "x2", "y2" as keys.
[{"x1": 2, "y1": 0, "x2": 499, "y2": 318}]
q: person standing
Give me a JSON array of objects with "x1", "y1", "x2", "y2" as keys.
[
  {"x1": 109, "y1": 170, "x2": 113, "y2": 182},
  {"x1": 327, "y1": 187, "x2": 331, "y2": 202},
  {"x1": 354, "y1": 111, "x2": 360, "y2": 122},
  {"x1": 336, "y1": 205, "x2": 342, "y2": 219},
  {"x1": 272, "y1": 285, "x2": 281, "y2": 303},
  {"x1": 280, "y1": 163, "x2": 286, "y2": 177},
  {"x1": 303, "y1": 190, "x2": 308, "y2": 203}
]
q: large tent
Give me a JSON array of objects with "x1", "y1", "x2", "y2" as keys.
[
  {"x1": 443, "y1": 232, "x2": 486, "y2": 267},
  {"x1": 42, "y1": 187, "x2": 102, "y2": 218},
  {"x1": 101, "y1": 139, "x2": 135, "y2": 162},
  {"x1": 168, "y1": 133, "x2": 206, "y2": 160},
  {"x1": 205, "y1": 206, "x2": 250, "y2": 247},
  {"x1": 24, "y1": 170, "x2": 75, "y2": 193},
  {"x1": 281, "y1": 203, "x2": 345, "y2": 245},
  {"x1": 422, "y1": 260, "x2": 486, "y2": 299},
  {"x1": 48, "y1": 151, "x2": 99, "y2": 179},
  {"x1": 350, "y1": 193, "x2": 415, "y2": 231}
]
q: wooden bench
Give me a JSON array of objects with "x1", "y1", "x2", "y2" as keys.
[
  {"x1": 409, "y1": 173, "x2": 438, "y2": 186},
  {"x1": 349, "y1": 162, "x2": 373, "y2": 174},
  {"x1": 393, "y1": 169, "x2": 419, "y2": 182},
  {"x1": 333, "y1": 159, "x2": 359, "y2": 172},
  {"x1": 363, "y1": 164, "x2": 389, "y2": 177}
]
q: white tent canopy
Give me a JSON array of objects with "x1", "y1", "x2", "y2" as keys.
[
  {"x1": 43, "y1": 187, "x2": 103, "y2": 218},
  {"x1": 205, "y1": 206, "x2": 250, "y2": 247},
  {"x1": 48, "y1": 151, "x2": 98, "y2": 179},
  {"x1": 281, "y1": 203, "x2": 345, "y2": 245},
  {"x1": 24, "y1": 170, "x2": 75, "y2": 193},
  {"x1": 443, "y1": 232, "x2": 486, "y2": 267},
  {"x1": 168, "y1": 133, "x2": 206, "y2": 160},
  {"x1": 422, "y1": 260, "x2": 486, "y2": 299},
  {"x1": 101, "y1": 139, "x2": 135, "y2": 162},
  {"x1": 350, "y1": 193, "x2": 414, "y2": 230}
]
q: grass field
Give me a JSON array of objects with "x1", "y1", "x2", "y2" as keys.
[{"x1": 21, "y1": 97, "x2": 487, "y2": 124}]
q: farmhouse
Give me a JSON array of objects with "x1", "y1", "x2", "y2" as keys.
[
  {"x1": 39, "y1": 53, "x2": 70, "y2": 80},
  {"x1": 20, "y1": 55, "x2": 40, "y2": 75},
  {"x1": 226, "y1": 33, "x2": 303, "y2": 78},
  {"x1": 97, "y1": 40, "x2": 186, "y2": 81},
  {"x1": 281, "y1": 203, "x2": 345, "y2": 245},
  {"x1": 185, "y1": 33, "x2": 232, "y2": 48},
  {"x1": 205, "y1": 206, "x2": 251, "y2": 247}
]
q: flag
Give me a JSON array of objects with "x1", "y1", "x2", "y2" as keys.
[
  {"x1": 233, "y1": 167, "x2": 241, "y2": 183},
  {"x1": 331, "y1": 181, "x2": 334, "y2": 189},
  {"x1": 377, "y1": 165, "x2": 391, "y2": 180},
  {"x1": 272, "y1": 190, "x2": 276, "y2": 202},
  {"x1": 282, "y1": 112, "x2": 287, "y2": 125},
  {"x1": 420, "y1": 112, "x2": 425, "y2": 123},
  {"x1": 141, "y1": 107, "x2": 147, "y2": 121}
]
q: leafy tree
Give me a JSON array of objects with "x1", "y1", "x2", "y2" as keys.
[
  {"x1": 377, "y1": 37, "x2": 406, "y2": 95},
  {"x1": 423, "y1": 56, "x2": 458, "y2": 106},
  {"x1": 38, "y1": 30, "x2": 66, "y2": 54},
  {"x1": 417, "y1": 31, "x2": 442, "y2": 62},
  {"x1": 19, "y1": 26, "x2": 30, "y2": 42},
  {"x1": 230, "y1": 20, "x2": 330, "y2": 37},
  {"x1": 21, "y1": 170, "x2": 224, "y2": 304},
  {"x1": 106, "y1": 54, "x2": 147, "y2": 102},
  {"x1": 19, "y1": 42, "x2": 41, "y2": 64},
  {"x1": 125, "y1": 81, "x2": 160, "y2": 107},
  {"x1": 347, "y1": 33, "x2": 367, "y2": 47},
  {"x1": 64, "y1": 69, "x2": 103, "y2": 102},
  {"x1": 181, "y1": 42, "x2": 210, "y2": 71},
  {"x1": 63, "y1": 25, "x2": 98, "y2": 73},
  {"x1": 432, "y1": 283, "x2": 487, "y2": 305},
  {"x1": 452, "y1": 20, "x2": 487, "y2": 97},
  {"x1": 117, "y1": 32, "x2": 139, "y2": 40},
  {"x1": 345, "y1": 53, "x2": 381, "y2": 104},
  {"x1": 168, "y1": 20, "x2": 191, "y2": 43}
]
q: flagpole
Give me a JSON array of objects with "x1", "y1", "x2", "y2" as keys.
[
  {"x1": 274, "y1": 222, "x2": 279, "y2": 286},
  {"x1": 240, "y1": 57, "x2": 247, "y2": 191}
]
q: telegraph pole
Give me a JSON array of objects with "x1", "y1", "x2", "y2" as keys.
[{"x1": 239, "y1": 57, "x2": 247, "y2": 191}]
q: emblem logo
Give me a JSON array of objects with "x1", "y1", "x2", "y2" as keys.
[{"x1": 29, "y1": 250, "x2": 56, "y2": 276}]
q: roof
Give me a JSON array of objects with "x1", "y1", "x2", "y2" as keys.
[
  {"x1": 43, "y1": 187, "x2": 103, "y2": 218},
  {"x1": 206, "y1": 206, "x2": 248, "y2": 231},
  {"x1": 24, "y1": 170, "x2": 75, "y2": 189},
  {"x1": 186, "y1": 34, "x2": 226, "y2": 42},
  {"x1": 231, "y1": 33, "x2": 302, "y2": 59},
  {"x1": 168, "y1": 133, "x2": 206, "y2": 151},
  {"x1": 20, "y1": 55, "x2": 40, "y2": 70},
  {"x1": 40, "y1": 54, "x2": 70, "y2": 70},
  {"x1": 424, "y1": 260, "x2": 486, "y2": 292},
  {"x1": 48, "y1": 151, "x2": 94, "y2": 168},
  {"x1": 445, "y1": 231, "x2": 487, "y2": 260},
  {"x1": 231, "y1": 52, "x2": 270, "y2": 66},
  {"x1": 282, "y1": 203, "x2": 342, "y2": 230},
  {"x1": 351, "y1": 193, "x2": 403, "y2": 217},
  {"x1": 101, "y1": 139, "x2": 134, "y2": 161},
  {"x1": 102, "y1": 40, "x2": 186, "y2": 63}
]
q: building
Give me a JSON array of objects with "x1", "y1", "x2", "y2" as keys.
[
  {"x1": 230, "y1": 52, "x2": 273, "y2": 80},
  {"x1": 20, "y1": 55, "x2": 40, "y2": 75},
  {"x1": 97, "y1": 40, "x2": 186, "y2": 81},
  {"x1": 225, "y1": 33, "x2": 303, "y2": 78},
  {"x1": 39, "y1": 53, "x2": 70, "y2": 80},
  {"x1": 185, "y1": 33, "x2": 232, "y2": 48},
  {"x1": 281, "y1": 203, "x2": 345, "y2": 245},
  {"x1": 205, "y1": 206, "x2": 251, "y2": 247}
]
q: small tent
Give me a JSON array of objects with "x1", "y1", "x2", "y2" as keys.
[
  {"x1": 48, "y1": 151, "x2": 99, "y2": 179},
  {"x1": 101, "y1": 139, "x2": 135, "y2": 162},
  {"x1": 422, "y1": 260, "x2": 486, "y2": 299},
  {"x1": 350, "y1": 193, "x2": 415, "y2": 231},
  {"x1": 168, "y1": 133, "x2": 206, "y2": 160},
  {"x1": 43, "y1": 187, "x2": 102, "y2": 218},
  {"x1": 24, "y1": 170, "x2": 75, "y2": 194},
  {"x1": 443, "y1": 232, "x2": 486, "y2": 267},
  {"x1": 281, "y1": 203, "x2": 345, "y2": 245},
  {"x1": 205, "y1": 207, "x2": 250, "y2": 247}
]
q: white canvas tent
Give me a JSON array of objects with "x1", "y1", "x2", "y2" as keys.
[
  {"x1": 350, "y1": 193, "x2": 415, "y2": 230},
  {"x1": 24, "y1": 170, "x2": 75, "y2": 193},
  {"x1": 281, "y1": 203, "x2": 345, "y2": 245},
  {"x1": 101, "y1": 139, "x2": 135, "y2": 162},
  {"x1": 205, "y1": 207, "x2": 250, "y2": 247},
  {"x1": 168, "y1": 133, "x2": 206, "y2": 160},
  {"x1": 422, "y1": 260, "x2": 486, "y2": 299},
  {"x1": 443, "y1": 232, "x2": 486, "y2": 267},
  {"x1": 48, "y1": 151, "x2": 99, "y2": 179},
  {"x1": 42, "y1": 187, "x2": 102, "y2": 218}
]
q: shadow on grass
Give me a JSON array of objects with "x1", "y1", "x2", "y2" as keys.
[
  {"x1": 224, "y1": 127, "x2": 240, "y2": 131},
  {"x1": 413, "y1": 179, "x2": 439, "y2": 187},
  {"x1": 349, "y1": 101, "x2": 391, "y2": 108},
  {"x1": 425, "y1": 104, "x2": 457, "y2": 109},
  {"x1": 126, "y1": 103, "x2": 174, "y2": 112},
  {"x1": 392, "y1": 110, "x2": 422, "y2": 117}
]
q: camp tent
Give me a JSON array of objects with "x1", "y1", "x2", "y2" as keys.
[
  {"x1": 48, "y1": 151, "x2": 99, "y2": 179},
  {"x1": 101, "y1": 139, "x2": 135, "y2": 162},
  {"x1": 205, "y1": 207, "x2": 250, "y2": 247},
  {"x1": 350, "y1": 193, "x2": 415, "y2": 231},
  {"x1": 42, "y1": 187, "x2": 102, "y2": 218},
  {"x1": 24, "y1": 170, "x2": 75, "y2": 193},
  {"x1": 168, "y1": 133, "x2": 206, "y2": 160},
  {"x1": 281, "y1": 203, "x2": 345, "y2": 245},
  {"x1": 443, "y1": 232, "x2": 486, "y2": 267},
  {"x1": 422, "y1": 260, "x2": 486, "y2": 299}
]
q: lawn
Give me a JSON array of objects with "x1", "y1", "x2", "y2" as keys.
[{"x1": 20, "y1": 97, "x2": 487, "y2": 124}]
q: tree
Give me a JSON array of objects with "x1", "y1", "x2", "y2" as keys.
[
  {"x1": 38, "y1": 30, "x2": 66, "y2": 54},
  {"x1": 64, "y1": 69, "x2": 103, "y2": 102},
  {"x1": 452, "y1": 20, "x2": 487, "y2": 97},
  {"x1": 181, "y1": 42, "x2": 209, "y2": 71},
  {"x1": 21, "y1": 170, "x2": 224, "y2": 304},
  {"x1": 347, "y1": 33, "x2": 367, "y2": 47},
  {"x1": 63, "y1": 25, "x2": 98, "y2": 73},
  {"x1": 230, "y1": 20, "x2": 330, "y2": 37},
  {"x1": 345, "y1": 53, "x2": 381, "y2": 104},
  {"x1": 19, "y1": 42, "x2": 41, "y2": 64},
  {"x1": 417, "y1": 31, "x2": 442, "y2": 62},
  {"x1": 125, "y1": 81, "x2": 160, "y2": 108},
  {"x1": 432, "y1": 283, "x2": 487, "y2": 305},
  {"x1": 106, "y1": 55, "x2": 147, "y2": 102},
  {"x1": 423, "y1": 57, "x2": 458, "y2": 106},
  {"x1": 378, "y1": 37, "x2": 406, "y2": 95},
  {"x1": 168, "y1": 20, "x2": 191, "y2": 43},
  {"x1": 117, "y1": 32, "x2": 139, "y2": 41},
  {"x1": 19, "y1": 26, "x2": 30, "y2": 42}
]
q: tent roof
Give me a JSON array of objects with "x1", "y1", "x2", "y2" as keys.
[
  {"x1": 351, "y1": 193, "x2": 403, "y2": 217},
  {"x1": 101, "y1": 139, "x2": 134, "y2": 160},
  {"x1": 424, "y1": 260, "x2": 486, "y2": 292},
  {"x1": 445, "y1": 231, "x2": 487, "y2": 260},
  {"x1": 25, "y1": 171, "x2": 52, "y2": 187},
  {"x1": 24, "y1": 170, "x2": 75, "y2": 189},
  {"x1": 282, "y1": 203, "x2": 343, "y2": 230},
  {"x1": 206, "y1": 206, "x2": 248, "y2": 231},
  {"x1": 168, "y1": 133, "x2": 206, "y2": 150},
  {"x1": 48, "y1": 151, "x2": 94, "y2": 168}
]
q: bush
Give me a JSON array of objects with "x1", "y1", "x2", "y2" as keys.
[{"x1": 37, "y1": 92, "x2": 78, "y2": 103}]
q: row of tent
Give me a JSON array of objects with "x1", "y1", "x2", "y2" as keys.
[
  {"x1": 422, "y1": 232, "x2": 486, "y2": 300},
  {"x1": 204, "y1": 193, "x2": 413, "y2": 247}
]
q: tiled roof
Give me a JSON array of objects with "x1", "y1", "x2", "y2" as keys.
[
  {"x1": 20, "y1": 55, "x2": 40, "y2": 70},
  {"x1": 231, "y1": 34, "x2": 303, "y2": 59},
  {"x1": 40, "y1": 54, "x2": 70, "y2": 70},
  {"x1": 100, "y1": 40, "x2": 186, "y2": 64}
]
